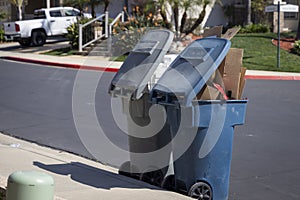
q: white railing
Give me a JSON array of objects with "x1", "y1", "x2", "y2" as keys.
[
  {"x1": 78, "y1": 11, "x2": 125, "y2": 52},
  {"x1": 79, "y1": 11, "x2": 109, "y2": 52},
  {"x1": 109, "y1": 11, "x2": 125, "y2": 36}
]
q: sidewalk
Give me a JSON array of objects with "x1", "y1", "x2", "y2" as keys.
[
  {"x1": 0, "y1": 133, "x2": 190, "y2": 200},
  {"x1": 1, "y1": 42, "x2": 300, "y2": 80}
]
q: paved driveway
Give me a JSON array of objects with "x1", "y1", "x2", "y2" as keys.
[{"x1": 0, "y1": 37, "x2": 70, "y2": 54}]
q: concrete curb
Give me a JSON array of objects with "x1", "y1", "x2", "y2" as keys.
[{"x1": 2, "y1": 56, "x2": 300, "y2": 81}]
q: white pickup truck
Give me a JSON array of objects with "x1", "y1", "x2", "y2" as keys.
[{"x1": 4, "y1": 7, "x2": 90, "y2": 46}]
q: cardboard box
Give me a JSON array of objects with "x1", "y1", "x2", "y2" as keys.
[{"x1": 217, "y1": 48, "x2": 244, "y2": 99}]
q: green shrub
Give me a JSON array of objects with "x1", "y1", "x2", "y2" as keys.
[
  {"x1": 291, "y1": 40, "x2": 300, "y2": 55},
  {"x1": 239, "y1": 24, "x2": 270, "y2": 34},
  {"x1": 111, "y1": 7, "x2": 171, "y2": 56},
  {"x1": 66, "y1": 17, "x2": 93, "y2": 49},
  {"x1": 0, "y1": 27, "x2": 6, "y2": 43}
]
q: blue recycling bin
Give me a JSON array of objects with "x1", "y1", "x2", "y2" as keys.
[
  {"x1": 150, "y1": 37, "x2": 248, "y2": 199},
  {"x1": 166, "y1": 100, "x2": 247, "y2": 200}
]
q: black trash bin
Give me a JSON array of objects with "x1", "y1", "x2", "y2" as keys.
[
  {"x1": 151, "y1": 37, "x2": 248, "y2": 200},
  {"x1": 109, "y1": 29, "x2": 174, "y2": 186}
]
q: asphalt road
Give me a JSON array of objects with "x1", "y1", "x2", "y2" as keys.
[{"x1": 0, "y1": 59, "x2": 300, "y2": 199}]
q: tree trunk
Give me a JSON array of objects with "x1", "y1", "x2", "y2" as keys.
[
  {"x1": 91, "y1": 3, "x2": 95, "y2": 18},
  {"x1": 104, "y1": 0, "x2": 109, "y2": 12},
  {"x1": 173, "y1": 5, "x2": 179, "y2": 33},
  {"x1": 246, "y1": 0, "x2": 252, "y2": 25},
  {"x1": 185, "y1": 4, "x2": 208, "y2": 35},
  {"x1": 18, "y1": 5, "x2": 22, "y2": 20},
  {"x1": 180, "y1": 11, "x2": 187, "y2": 34}
]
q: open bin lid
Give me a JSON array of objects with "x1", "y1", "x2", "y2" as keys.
[
  {"x1": 108, "y1": 29, "x2": 174, "y2": 100},
  {"x1": 150, "y1": 37, "x2": 231, "y2": 106}
]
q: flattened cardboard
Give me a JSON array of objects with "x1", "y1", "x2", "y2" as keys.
[
  {"x1": 223, "y1": 74, "x2": 241, "y2": 99},
  {"x1": 203, "y1": 26, "x2": 223, "y2": 38},
  {"x1": 238, "y1": 67, "x2": 247, "y2": 99},
  {"x1": 197, "y1": 69, "x2": 226, "y2": 100},
  {"x1": 197, "y1": 85, "x2": 221, "y2": 100},
  {"x1": 222, "y1": 27, "x2": 241, "y2": 40},
  {"x1": 223, "y1": 48, "x2": 243, "y2": 75}
]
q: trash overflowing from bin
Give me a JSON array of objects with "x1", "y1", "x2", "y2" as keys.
[{"x1": 109, "y1": 28, "x2": 247, "y2": 200}]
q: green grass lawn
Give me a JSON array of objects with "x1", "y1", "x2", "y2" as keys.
[
  {"x1": 42, "y1": 47, "x2": 77, "y2": 56},
  {"x1": 41, "y1": 32, "x2": 300, "y2": 72},
  {"x1": 231, "y1": 33, "x2": 300, "y2": 72}
]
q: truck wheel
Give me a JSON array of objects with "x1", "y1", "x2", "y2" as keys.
[
  {"x1": 31, "y1": 31, "x2": 46, "y2": 46},
  {"x1": 18, "y1": 39, "x2": 31, "y2": 47}
]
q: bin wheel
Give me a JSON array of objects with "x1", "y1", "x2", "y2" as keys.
[
  {"x1": 118, "y1": 161, "x2": 140, "y2": 179},
  {"x1": 161, "y1": 175, "x2": 175, "y2": 191},
  {"x1": 188, "y1": 182, "x2": 212, "y2": 200},
  {"x1": 140, "y1": 168, "x2": 164, "y2": 187}
]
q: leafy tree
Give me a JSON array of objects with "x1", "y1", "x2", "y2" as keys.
[
  {"x1": 0, "y1": 12, "x2": 6, "y2": 20},
  {"x1": 103, "y1": 0, "x2": 110, "y2": 12},
  {"x1": 90, "y1": 0, "x2": 102, "y2": 17},
  {"x1": 251, "y1": 0, "x2": 270, "y2": 24},
  {"x1": 182, "y1": 0, "x2": 211, "y2": 36},
  {"x1": 155, "y1": 0, "x2": 168, "y2": 25},
  {"x1": 10, "y1": 0, "x2": 24, "y2": 20},
  {"x1": 64, "y1": 0, "x2": 89, "y2": 11},
  {"x1": 130, "y1": 0, "x2": 217, "y2": 38}
]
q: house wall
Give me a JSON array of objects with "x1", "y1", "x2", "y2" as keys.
[
  {"x1": 205, "y1": 2, "x2": 228, "y2": 28},
  {"x1": 94, "y1": 0, "x2": 135, "y2": 18},
  {"x1": 285, "y1": 18, "x2": 298, "y2": 31},
  {"x1": 283, "y1": 0, "x2": 299, "y2": 31}
]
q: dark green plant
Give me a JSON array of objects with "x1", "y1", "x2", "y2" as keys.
[
  {"x1": 251, "y1": 0, "x2": 270, "y2": 24},
  {"x1": 111, "y1": 6, "x2": 171, "y2": 56},
  {"x1": 291, "y1": 40, "x2": 300, "y2": 55},
  {"x1": 0, "y1": 12, "x2": 6, "y2": 43},
  {"x1": 0, "y1": 27, "x2": 5, "y2": 43},
  {"x1": 239, "y1": 24, "x2": 270, "y2": 34},
  {"x1": 66, "y1": 17, "x2": 92, "y2": 49},
  {"x1": 0, "y1": 12, "x2": 6, "y2": 20}
]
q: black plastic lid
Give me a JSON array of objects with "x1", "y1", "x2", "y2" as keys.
[
  {"x1": 150, "y1": 37, "x2": 231, "y2": 106},
  {"x1": 109, "y1": 29, "x2": 174, "y2": 100}
]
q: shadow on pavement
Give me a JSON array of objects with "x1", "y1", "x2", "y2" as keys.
[
  {"x1": 0, "y1": 38, "x2": 69, "y2": 53},
  {"x1": 33, "y1": 161, "x2": 159, "y2": 190}
]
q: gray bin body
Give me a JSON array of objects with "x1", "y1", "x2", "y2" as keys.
[{"x1": 109, "y1": 29, "x2": 174, "y2": 186}]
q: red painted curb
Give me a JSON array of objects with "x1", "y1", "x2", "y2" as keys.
[
  {"x1": 1, "y1": 56, "x2": 119, "y2": 73},
  {"x1": 3, "y1": 56, "x2": 300, "y2": 80},
  {"x1": 245, "y1": 75, "x2": 300, "y2": 80}
]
